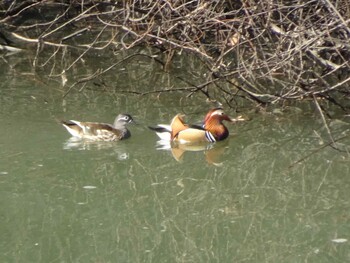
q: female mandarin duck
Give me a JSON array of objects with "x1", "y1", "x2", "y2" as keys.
[
  {"x1": 62, "y1": 113, "x2": 134, "y2": 141},
  {"x1": 150, "y1": 108, "x2": 244, "y2": 144}
]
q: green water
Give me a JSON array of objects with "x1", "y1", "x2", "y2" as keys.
[{"x1": 1, "y1": 51, "x2": 350, "y2": 263}]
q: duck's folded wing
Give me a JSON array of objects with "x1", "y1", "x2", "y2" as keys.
[
  {"x1": 176, "y1": 128, "x2": 208, "y2": 143},
  {"x1": 87, "y1": 123, "x2": 122, "y2": 136}
]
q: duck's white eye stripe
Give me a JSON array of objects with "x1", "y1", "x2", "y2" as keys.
[
  {"x1": 119, "y1": 116, "x2": 129, "y2": 121},
  {"x1": 211, "y1": 110, "x2": 224, "y2": 116}
]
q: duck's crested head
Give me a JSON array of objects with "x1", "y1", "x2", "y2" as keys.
[
  {"x1": 114, "y1": 114, "x2": 134, "y2": 128},
  {"x1": 204, "y1": 108, "x2": 234, "y2": 124}
]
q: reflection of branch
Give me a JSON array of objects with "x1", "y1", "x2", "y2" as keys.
[
  {"x1": 63, "y1": 54, "x2": 164, "y2": 98},
  {"x1": 225, "y1": 79, "x2": 271, "y2": 105},
  {"x1": 118, "y1": 87, "x2": 199, "y2": 96},
  {"x1": 288, "y1": 134, "x2": 349, "y2": 169},
  {"x1": 175, "y1": 76, "x2": 214, "y2": 98},
  {"x1": 63, "y1": 70, "x2": 101, "y2": 98},
  {"x1": 313, "y1": 95, "x2": 336, "y2": 147}
]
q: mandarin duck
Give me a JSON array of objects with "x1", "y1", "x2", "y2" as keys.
[
  {"x1": 62, "y1": 113, "x2": 134, "y2": 141},
  {"x1": 149, "y1": 108, "x2": 244, "y2": 144}
]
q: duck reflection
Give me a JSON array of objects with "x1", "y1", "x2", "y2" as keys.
[
  {"x1": 156, "y1": 139, "x2": 229, "y2": 166},
  {"x1": 63, "y1": 137, "x2": 129, "y2": 160}
]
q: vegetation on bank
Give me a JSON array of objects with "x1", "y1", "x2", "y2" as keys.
[{"x1": 1, "y1": 1, "x2": 350, "y2": 113}]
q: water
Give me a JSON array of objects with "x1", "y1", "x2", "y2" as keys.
[{"x1": 1, "y1": 50, "x2": 350, "y2": 262}]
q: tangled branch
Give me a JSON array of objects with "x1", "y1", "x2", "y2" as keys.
[{"x1": 0, "y1": 0, "x2": 349, "y2": 110}]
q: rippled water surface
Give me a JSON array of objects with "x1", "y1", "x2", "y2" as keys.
[{"x1": 1, "y1": 51, "x2": 350, "y2": 262}]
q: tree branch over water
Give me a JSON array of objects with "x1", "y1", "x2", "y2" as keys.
[{"x1": 1, "y1": 0, "x2": 350, "y2": 111}]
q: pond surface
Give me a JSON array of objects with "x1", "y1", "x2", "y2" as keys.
[{"x1": 1, "y1": 50, "x2": 350, "y2": 263}]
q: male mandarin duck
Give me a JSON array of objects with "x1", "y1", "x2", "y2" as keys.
[
  {"x1": 62, "y1": 113, "x2": 134, "y2": 141},
  {"x1": 149, "y1": 108, "x2": 244, "y2": 144}
]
